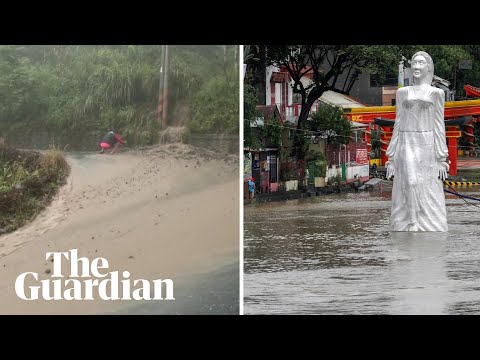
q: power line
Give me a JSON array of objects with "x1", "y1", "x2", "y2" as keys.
[{"x1": 243, "y1": 118, "x2": 356, "y2": 139}]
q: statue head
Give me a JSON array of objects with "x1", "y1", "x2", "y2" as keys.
[{"x1": 411, "y1": 51, "x2": 434, "y2": 85}]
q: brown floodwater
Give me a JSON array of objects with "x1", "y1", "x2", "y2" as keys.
[{"x1": 244, "y1": 182, "x2": 480, "y2": 314}]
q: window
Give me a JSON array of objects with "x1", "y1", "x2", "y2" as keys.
[{"x1": 292, "y1": 92, "x2": 302, "y2": 104}]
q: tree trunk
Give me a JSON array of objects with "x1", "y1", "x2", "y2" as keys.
[{"x1": 294, "y1": 98, "x2": 315, "y2": 160}]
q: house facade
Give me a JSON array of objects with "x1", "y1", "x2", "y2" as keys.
[{"x1": 245, "y1": 64, "x2": 371, "y2": 197}]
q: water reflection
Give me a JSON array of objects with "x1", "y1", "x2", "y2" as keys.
[
  {"x1": 244, "y1": 187, "x2": 480, "y2": 314},
  {"x1": 388, "y1": 232, "x2": 448, "y2": 314}
]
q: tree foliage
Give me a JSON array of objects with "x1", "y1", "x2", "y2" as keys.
[
  {"x1": 253, "y1": 45, "x2": 480, "y2": 160},
  {"x1": 190, "y1": 60, "x2": 239, "y2": 134},
  {"x1": 388, "y1": 45, "x2": 480, "y2": 100},
  {"x1": 0, "y1": 45, "x2": 239, "y2": 149},
  {"x1": 311, "y1": 104, "x2": 352, "y2": 145},
  {"x1": 243, "y1": 82, "x2": 261, "y2": 149},
  {"x1": 264, "y1": 45, "x2": 402, "y2": 159}
]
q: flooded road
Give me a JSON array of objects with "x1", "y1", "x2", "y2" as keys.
[
  {"x1": 244, "y1": 183, "x2": 480, "y2": 314},
  {"x1": 1, "y1": 145, "x2": 239, "y2": 314}
]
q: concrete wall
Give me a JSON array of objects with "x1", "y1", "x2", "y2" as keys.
[
  {"x1": 326, "y1": 165, "x2": 342, "y2": 182},
  {"x1": 346, "y1": 164, "x2": 369, "y2": 183},
  {"x1": 326, "y1": 142, "x2": 368, "y2": 167},
  {"x1": 322, "y1": 66, "x2": 383, "y2": 106},
  {"x1": 326, "y1": 164, "x2": 369, "y2": 184}
]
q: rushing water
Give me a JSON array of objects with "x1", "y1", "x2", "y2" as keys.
[{"x1": 244, "y1": 183, "x2": 480, "y2": 315}]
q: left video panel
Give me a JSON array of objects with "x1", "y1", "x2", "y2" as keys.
[{"x1": 0, "y1": 45, "x2": 240, "y2": 314}]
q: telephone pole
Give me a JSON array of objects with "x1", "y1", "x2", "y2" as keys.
[
  {"x1": 157, "y1": 45, "x2": 165, "y2": 128},
  {"x1": 161, "y1": 45, "x2": 169, "y2": 130}
]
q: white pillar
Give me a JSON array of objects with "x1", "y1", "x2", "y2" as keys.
[
  {"x1": 275, "y1": 83, "x2": 281, "y2": 108},
  {"x1": 288, "y1": 80, "x2": 293, "y2": 106}
]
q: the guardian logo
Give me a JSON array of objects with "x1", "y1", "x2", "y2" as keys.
[{"x1": 15, "y1": 249, "x2": 175, "y2": 301}]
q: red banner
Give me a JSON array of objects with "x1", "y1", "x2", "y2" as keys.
[{"x1": 356, "y1": 149, "x2": 368, "y2": 165}]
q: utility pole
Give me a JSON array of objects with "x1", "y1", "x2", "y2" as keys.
[
  {"x1": 157, "y1": 45, "x2": 165, "y2": 128},
  {"x1": 453, "y1": 63, "x2": 457, "y2": 95},
  {"x1": 161, "y1": 45, "x2": 169, "y2": 130},
  {"x1": 398, "y1": 56, "x2": 406, "y2": 88}
]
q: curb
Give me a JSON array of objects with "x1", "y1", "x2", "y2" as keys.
[{"x1": 444, "y1": 181, "x2": 480, "y2": 186}]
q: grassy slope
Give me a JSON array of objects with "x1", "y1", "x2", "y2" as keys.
[{"x1": 0, "y1": 142, "x2": 70, "y2": 234}]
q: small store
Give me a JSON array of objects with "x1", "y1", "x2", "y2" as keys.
[{"x1": 244, "y1": 148, "x2": 279, "y2": 197}]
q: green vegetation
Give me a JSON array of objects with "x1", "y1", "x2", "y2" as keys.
[
  {"x1": 246, "y1": 45, "x2": 480, "y2": 161},
  {"x1": 311, "y1": 104, "x2": 352, "y2": 145},
  {"x1": 0, "y1": 139, "x2": 70, "y2": 234},
  {"x1": 280, "y1": 159, "x2": 297, "y2": 182},
  {"x1": 257, "y1": 45, "x2": 403, "y2": 159},
  {"x1": 244, "y1": 77, "x2": 283, "y2": 150},
  {"x1": 328, "y1": 173, "x2": 341, "y2": 186},
  {"x1": 0, "y1": 45, "x2": 239, "y2": 149},
  {"x1": 243, "y1": 81, "x2": 262, "y2": 149}
]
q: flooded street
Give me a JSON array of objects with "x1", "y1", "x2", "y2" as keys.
[
  {"x1": 244, "y1": 183, "x2": 480, "y2": 314},
  {"x1": 0, "y1": 145, "x2": 239, "y2": 314}
]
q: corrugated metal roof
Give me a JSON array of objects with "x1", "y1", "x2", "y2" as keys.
[
  {"x1": 350, "y1": 121, "x2": 368, "y2": 128},
  {"x1": 319, "y1": 91, "x2": 366, "y2": 109}
]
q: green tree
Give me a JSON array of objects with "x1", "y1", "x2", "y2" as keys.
[
  {"x1": 243, "y1": 82, "x2": 261, "y2": 149},
  {"x1": 264, "y1": 45, "x2": 402, "y2": 160},
  {"x1": 190, "y1": 65, "x2": 239, "y2": 134},
  {"x1": 0, "y1": 45, "x2": 238, "y2": 149},
  {"x1": 458, "y1": 45, "x2": 480, "y2": 97},
  {"x1": 311, "y1": 104, "x2": 352, "y2": 145},
  {"x1": 398, "y1": 45, "x2": 473, "y2": 96},
  {"x1": 261, "y1": 117, "x2": 283, "y2": 149}
]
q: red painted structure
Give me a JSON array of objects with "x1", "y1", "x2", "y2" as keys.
[
  {"x1": 463, "y1": 85, "x2": 480, "y2": 158},
  {"x1": 464, "y1": 84, "x2": 480, "y2": 98},
  {"x1": 464, "y1": 119, "x2": 475, "y2": 157},
  {"x1": 344, "y1": 99, "x2": 480, "y2": 176}
]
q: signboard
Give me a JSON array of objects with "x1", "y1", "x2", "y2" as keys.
[
  {"x1": 446, "y1": 131, "x2": 462, "y2": 138},
  {"x1": 355, "y1": 148, "x2": 369, "y2": 165}
]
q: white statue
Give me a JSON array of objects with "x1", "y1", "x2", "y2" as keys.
[{"x1": 385, "y1": 51, "x2": 449, "y2": 232}]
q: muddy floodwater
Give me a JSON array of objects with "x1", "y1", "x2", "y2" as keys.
[
  {"x1": 0, "y1": 145, "x2": 239, "y2": 315},
  {"x1": 244, "y1": 183, "x2": 480, "y2": 315}
]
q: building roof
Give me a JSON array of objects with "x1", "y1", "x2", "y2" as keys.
[
  {"x1": 350, "y1": 121, "x2": 369, "y2": 128},
  {"x1": 255, "y1": 105, "x2": 285, "y2": 123},
  {"x1": 270, "y1": 71, "x2": 289, "y2": 83},
  {"x1": 432, "y1": 75, "x2": 451, "y2": 88},
  {"x1": 319, "y1": 90, "x2": 366, "y2": 109}
]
